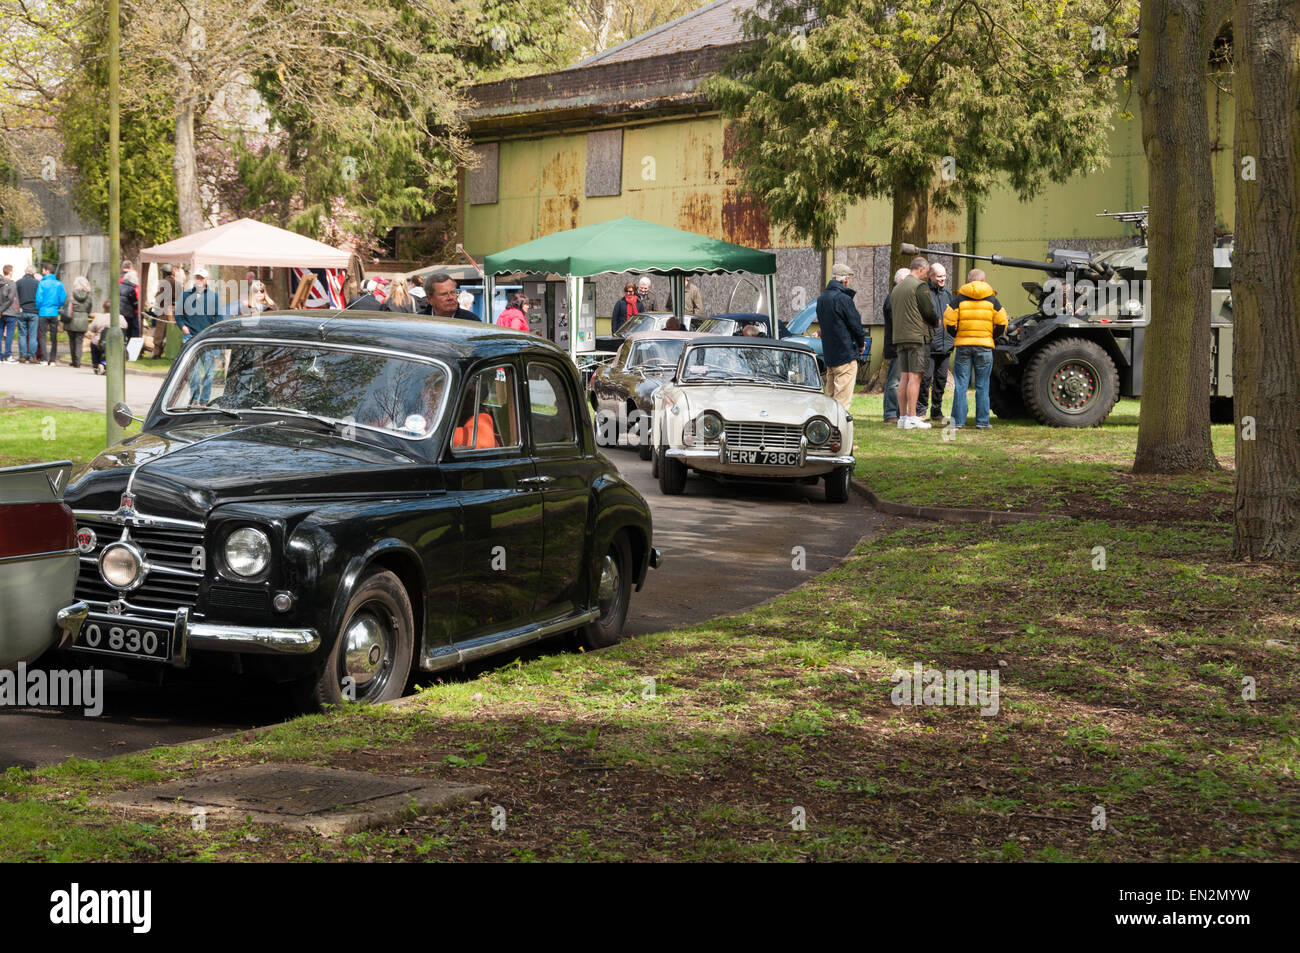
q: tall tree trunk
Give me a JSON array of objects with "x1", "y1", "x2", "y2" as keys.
[
  {"x1": 1132, "y1": 0, "x2": 1223, "y2": 474},
  {"x1": 890, "y1": 180, "x2": 929, "y2": 275},
  {"x1": 1232, "y1": 0, "x2": 1300, "y2": 561},
  {"x1": 173, "y1": 65, "x2": 203, "y2": 234}
]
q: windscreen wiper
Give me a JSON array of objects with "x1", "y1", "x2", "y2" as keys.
[{"x1": 248, "y1": 405, "x2": 347, "y2": 431}]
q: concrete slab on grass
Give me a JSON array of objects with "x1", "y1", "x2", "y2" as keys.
[{"x1": 97, "y1": 764, "x2": 489, "y2": 836}]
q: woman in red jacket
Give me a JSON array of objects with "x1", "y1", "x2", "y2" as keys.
[
  {"x1": 611, "y1": 282, "x2": 638, "y2": 334},
  {"x1": 496, "y1": 293, "x2": 531, "y2": 332}
]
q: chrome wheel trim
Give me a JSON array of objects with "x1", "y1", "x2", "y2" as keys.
[{"x1": 342, "y1": 607, "x2": 393, "y2": 697}]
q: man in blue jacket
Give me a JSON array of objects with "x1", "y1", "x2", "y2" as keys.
[
  {"x1": 180, "y1": 267, "x2": 223, "y2": 403},
  {"x1": 34, "y1": 263, "x2": 67, "y2": 366},
  {"x1": 816, "y1": 262, "x2": 866, "y2": 412}
]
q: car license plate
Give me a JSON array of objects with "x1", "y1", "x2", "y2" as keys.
[
  {"x1": 74, "y1": 614, "x2": 172, "y2": 662},
  {"x1": 726, "y1": 450, "x2": 798, "y2": 466}
]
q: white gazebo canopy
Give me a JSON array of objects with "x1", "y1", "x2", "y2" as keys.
[{"x1": 139, "y1": 218, "x2": 351, "y2": 270}]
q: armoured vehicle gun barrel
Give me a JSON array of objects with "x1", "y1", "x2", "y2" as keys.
[{"x1": 898, "y1": 243, "x2": 1113, "y2": 280}]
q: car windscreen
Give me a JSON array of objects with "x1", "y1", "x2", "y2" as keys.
[
  {"x1": 692, "y1": 318, "x2": 737, "y2": 335},
  {"x1": 680, "y1": 344, "x2": 820, "y2": 388},
  {"x1": 618, "y1": 314, "x2": 659, "y2": 336},
  {"x1": 162, "y1": 340, "x2": 450, "y2": 439},
  {"x1": 627, "y1": 339, "x2": 687, "y2": 369}
]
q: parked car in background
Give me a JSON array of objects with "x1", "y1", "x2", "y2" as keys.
[
  {"x1": 596, "y1": 311, "x2": 682, "y2": 352},
  {"x1": 58, "y1": 315, "x2": 659, "y2": 707},
  {"x1": 588, "y1": 331, "x2": 699, "y2": 460},
  {"x1": 0, "y1": 461, "x2": 87, "y2": 667},
  {"x1": 652, "y1": 336, "x2": 855, "y2": 503}
]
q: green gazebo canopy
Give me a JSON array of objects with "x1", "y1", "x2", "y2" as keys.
[{"x1": 483, "y1": 216, "x2": 775, "y2": 277}]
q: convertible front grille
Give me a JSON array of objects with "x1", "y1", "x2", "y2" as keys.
[
  {"x1": 722, "y1": 422, "x2": 804, "y2": 452},
  {"x1": 75, "y1": 518, "x2": 204, "y2": 613}
]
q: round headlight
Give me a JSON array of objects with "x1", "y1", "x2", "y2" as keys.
[
  {"x1": 100, "y1": 542, "x2": 145, "y2": 590},
  {"x1": 805, "y1": 417, "x2": 832, "y2": 445},
  {"x1": 698, "y1": 412, "x2": 723, "y2": 440},
  {"x1": 225, "y1": 527, "x2": 270, "y2": 578}
]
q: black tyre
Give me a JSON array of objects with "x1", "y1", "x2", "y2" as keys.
[
  {"x1": 633, "y1": 408, "x2": 653, "y2": 460},
  {"x1": 658, "y1": 448, "x2": 687, "y2": 495},
  {"x1": 308, "y1": 570, "x2": 414, "y2": 708},
  {"x1": 581, "y1": 532, "x2": 633, "y2": 649},
  {"x1": 824, "y1": 465, "x2": 851, "y2": 503},
  {"x1": 1210, "y1": 396, "x2": 1235, "y2": 424},
  {"x1": 1021, "y1": 337, "x2": 1119, "y2": 427},
  {"x1": 989, "y1": 374, "x2": 1028, "y2": 419}
]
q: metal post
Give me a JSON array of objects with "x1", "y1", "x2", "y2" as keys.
[
  {"x1": 765, "y1": 273, "x2": 778, "y2": 336},
  {"x1": 105, "y1": 0, "x2": 125, "y2": 446}
]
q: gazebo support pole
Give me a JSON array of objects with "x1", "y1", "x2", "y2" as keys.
[
  {"x1": 765, "y1": 273, "x2": 778, "y2": 336},
  {"x1": 670, "y1": 272, "x2": 684, "y2": 324}
]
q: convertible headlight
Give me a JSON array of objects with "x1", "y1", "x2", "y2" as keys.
[
  {"x1": 805, "y1": 417, "x2": 832, "y2": 446},
  {"x1": 100, "y1": 542, "x2": 146, "y2": 590},
  {"x1": 698, "y1": 412, "x2": 723, "y2": 441},
  {"x1": 224, "y1": 527, "x2": 270, "y2": 578}
]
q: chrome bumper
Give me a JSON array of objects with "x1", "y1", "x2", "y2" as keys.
[
  {"x1": 665, "y1": 448, "x2": 855, "y2": 467},
  {"x1": 649, "y1": 547, "x2": 663, "y2": 569},
  {"x1": 59, "y1": 601, "x2": 319, "y2": 668}
]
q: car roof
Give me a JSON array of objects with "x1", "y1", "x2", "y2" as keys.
[
  {"x1": 199, "y1": 311, "x2": 567, "y2": 366},
  {"x1": 685, "y1": 335, "x2": 815, "y2": 352}
]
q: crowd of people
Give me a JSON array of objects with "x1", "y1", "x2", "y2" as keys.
[{"x1": 815, "y1": 255, "x2": 1009, "y2": 428}]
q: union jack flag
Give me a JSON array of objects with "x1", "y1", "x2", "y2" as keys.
[{"x1": 291, "y1": 267, "x2": 346, "y2": 309}]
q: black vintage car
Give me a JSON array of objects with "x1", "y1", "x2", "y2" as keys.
[
  {"x1": 588, "y1": 331, "x2": 698, "y2": 461},
  {"x1": 57, "y1": 314, "x2": 660, "y2": 706}
]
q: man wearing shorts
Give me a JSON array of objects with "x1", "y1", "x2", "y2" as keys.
[{"x1": 888, "y1": 256, "x2": 939, "y2": 429}]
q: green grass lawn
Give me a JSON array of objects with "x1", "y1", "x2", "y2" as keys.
[
  {"x1": 41, "y1": 328, "x2": 174, "y2": 375},
  {"x1": 0, "y1": 389, "x2": 1286, "y2": 863},
  {"x1": 2, "y1": 516, "x2": 1294, "y2": 862},
  {"x1": 0, "y1": 407, "x2": 106, "y2": 468},
  {"x1": 849, "y1": 394, "x2": 1236, "y2": 520}
]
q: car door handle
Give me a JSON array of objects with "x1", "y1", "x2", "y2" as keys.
[{"x1": 518, "y1": 476, "x2": 554, "y2": 487}]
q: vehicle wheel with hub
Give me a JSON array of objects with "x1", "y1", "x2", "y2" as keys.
[
  {"x1": 1022, "y1": 337, "x2": 1119, "y2": 428},
  {"x1": 657, "y1": 448, "x2": 686, "y2": 494},
  {"x1": 989, "y1": 374, "x2": 1028, "y2": 420},
  {"x1": 307, "y1": 570, "x2": 413, "y2": 709},
  {"x1": 581, "y1": 532, "x2": 632, "y2": 649},
  {"x1": 824, "y1": 465, "x2": 851, "y2": 503},
  {"x1": 636, "y1": 412, "x2": 653, "y2": 461}
]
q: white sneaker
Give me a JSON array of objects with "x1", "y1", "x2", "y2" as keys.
[
  {"x1": 897, "y1": 417, "x2": 909, "y2": 429},
  {"x1": 912, "y1": 418, "x2": 932, "y2": 429},
  {"x1": 4, "y1": 356, "x2": 15, "y2": 363}
]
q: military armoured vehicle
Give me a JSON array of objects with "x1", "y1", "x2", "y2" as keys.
[{"x1": 901, "y1": 211, "x2": 1234, "y2": 427}]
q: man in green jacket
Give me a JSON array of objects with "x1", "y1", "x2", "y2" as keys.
[{"x1": 888, "y1": 256, "x2": 939, "y2": 429}]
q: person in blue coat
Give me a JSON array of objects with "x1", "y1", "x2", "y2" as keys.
[
  {"x1": 815, "y1": 262, "x2": 866, "y2": 412},
  {"x1": 34, "y1": 263, "x2": 67, "y2": 366},
  {"x1": 179, "y1": 267, "x2": 223, "y2": 403}
]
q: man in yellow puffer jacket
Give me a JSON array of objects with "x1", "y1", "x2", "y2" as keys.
[{"x1": 943, "y1": 269, "x2": 1009, "y2": 429}]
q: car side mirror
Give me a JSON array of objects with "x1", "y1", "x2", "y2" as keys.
[{"x1": 113, "y1": 402, "x2": 143, "y2": 429}]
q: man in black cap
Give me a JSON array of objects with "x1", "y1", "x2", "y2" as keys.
[{"x1": 816, "y1": 261, "x2": 866, "y2": 412}]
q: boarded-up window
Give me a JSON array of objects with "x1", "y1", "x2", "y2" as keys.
[
  {"x1": 467, "y1": 142, "x2": 499, "y2": 205},
  {"x1": 585, "y1": 129, "x2": 623, "y2": 198}
]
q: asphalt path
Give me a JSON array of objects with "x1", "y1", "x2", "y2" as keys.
[
  {"x1": 0, "y1": 359, "x2": 167, "y2": 412},
  {"x1": 0, "y1": 390, "x2": 884, "y2": 769}
]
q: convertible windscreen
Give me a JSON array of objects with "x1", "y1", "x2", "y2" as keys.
[
  {"x1": 618, "y1": 315, "x2": 660, "y2": 336},
  {"x1": 628, "y1": 339, "x2": 687, "y2": 368},
  {"x1": 681, "y1": 345, "x2": 820, "y2": 387},
  {"x1": 164, "y1": 342, "x2": 450, "y2": 438}
]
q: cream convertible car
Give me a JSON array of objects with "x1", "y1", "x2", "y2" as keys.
[{"x1": 650, "y1": 336, "x2": 855, "y2": 503}]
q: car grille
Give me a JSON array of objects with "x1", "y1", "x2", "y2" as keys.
[
  {"x1": 76, "y1": 518, "x2": 204, "y2": 613},
  {"x1": 722, "y1": 422, "x2": 804, "y2": 452}
]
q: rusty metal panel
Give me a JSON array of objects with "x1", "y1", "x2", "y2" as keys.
[
  {"x1": 721, "y1": 187, "x2": 771, "y2": 248},
  {"x1": 586, "y1": 129, "x2": 623, "y2": 197},
  {"x1": 467, "y1": 142, "x2": 499, "y2": 206}
]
